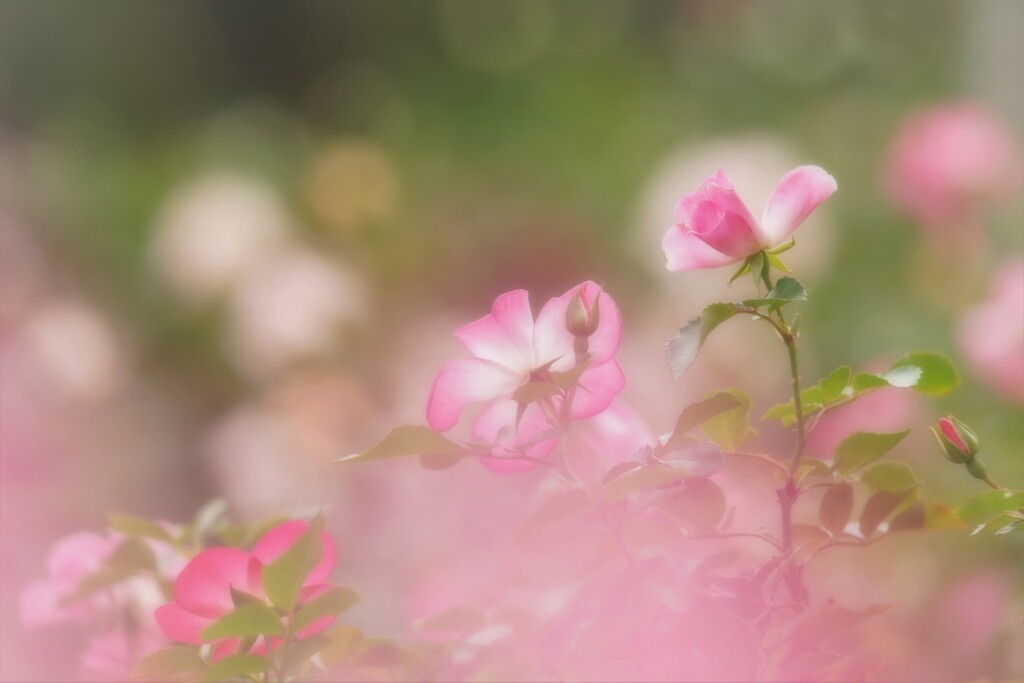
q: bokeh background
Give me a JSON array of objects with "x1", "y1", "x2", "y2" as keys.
[{"x1": 1, "y1": 1, "x2": 1022, "y2": 680}]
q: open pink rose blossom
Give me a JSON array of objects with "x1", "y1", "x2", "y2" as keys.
[
  {"x1": 155, "y1": 520, "x2": 337, "y2": 659},
  {"x1": 427, "y1": 281, "x2": 625, "y2": 472},
  {"x1": 662, "y1": 166, "x2": 837, "y2": 271}
]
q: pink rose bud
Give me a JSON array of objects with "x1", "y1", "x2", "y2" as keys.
[
  {"x1": 565, "y1": 289, "x2": 601, "y2": 338},
  {"x1": 930, "y1": 415, "x2": 980, "y2": 464}
]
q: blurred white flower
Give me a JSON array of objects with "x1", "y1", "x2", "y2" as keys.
[
  {"x1": 149, "y1": 173, "x2": 292, "y2": 304},
  {"x1": 23, "y1": 300, "x2": 123, "y2": 401},
  {"x1": 225, "y1": 247, "x2": 367, "y2": 380}
]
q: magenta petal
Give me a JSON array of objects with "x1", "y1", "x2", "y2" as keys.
[
  {"x1": 761, "y1": 165, "x2": 837, "y2": 246},
  {"x1": 662, "y1": 227, "x2": 738, "y2": 272},
  {"x1": 472, "y1": 399, "x2": 558, "y2": 473},
  {"x1": 155, "y1": 603, "x2": 211, "y2": 644},
  {"x1": 570, "y1": 360, "x2": 625, "y2": 420},
  {"x1": 426, "y1": 358, "x2": 521, "y2": 431},
  {"x1": 454, "y1": 289, "x2": 535, "y2": 373},
  {"x1": 172, "y1": 547, "x2": 254, "y2": 619},
  {"x1": 251, "y1": 521, "x2": 337, "y2": 586}
]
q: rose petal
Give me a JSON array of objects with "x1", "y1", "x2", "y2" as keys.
[
  {"x1": 662, "y1": 226, "x2": 739, "y2": 272},
  {"x1": 155, "y1": 603, "x2": 211, "y2": 644},
  {"x1": 570, "y1": 360, "x2": 626, "y2": 420},
  {"x1": 471, "y1": 399, "x2": 558, "y2": 473},
  {"x1": 426, "y1": 358, "x2": 522, "y2": 431},
  {"x1": 534, "y1": 282, "x2": 622, "y2": 370},
  {"x1": 251, "y1": 520, "x2": 337, "y2": 586},
  {"x1": 761, "y1": 165, "x2": 837, "y2": 246},
  {"x1": 454, "y1": 289, "x2": 535, "y2": 373},
  {"x1": 172, "y1": 547, "x2": 255, "y2": 619}
]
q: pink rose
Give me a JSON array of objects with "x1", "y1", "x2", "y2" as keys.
[
  {"x1": 885, "y1": 102, "x2": 1022, "y2": 232},
  {"x1": 427, "y1": 281, "x2": 625, "y2": 472},
  {"x1": 154, "y1": 520, "x2": 337, "y2": 659},
  {"x1": 662, "y1": 166, "x2": 836, "y2": 271}
]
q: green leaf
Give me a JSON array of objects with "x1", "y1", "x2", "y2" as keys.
[
  {"x1": 417, "y1": 451, "x2": 467, "y2": 470},
  {"x1": 108, "y1": 512, "x2": 176, "y2": 544},
  {"x1": 832, "y1": 430, "x2": 909, "y2": 476},
  {"x1": 861, "y1": 462, "x2": 918, "y2": 491},
  {"x1": 742, "y1": 276, "x2": 807, "y2": 309},
  {"x1": 654, "y1": 440, "x2": 725, "y2": 477},
  {"x1": 283, "y1": 633, "x2": 332, "y2": 674},
  {"x1": 860, "y1": 488, "x2": 916, "y2": 537},
  {"x1": 655, "y1": 478, "x2": 726, "y2": 527},
  {"x1": 320, "y1": 625, "x2": 366, "y2": 671},
  {"x1": 69, "y1": 538, "x2": 157, "y2": 601},
  {"x1": 666, "y1": 303, "x2": 740, "y2": 380},
  {"x1": 262, "y1": 517, "x2": 325, "y2": 613},
  {"x1": 699, "y1": 388, "x2": 756, "y2": 451},
  {"x1": 887, "y1": 352, "x2": 959, "y2": 396},
  {"x1": 955, "y1": 490, "x2": 1024, "y2": 525},
  {"x1": 203, "y1": 654, "x2": 270, "y2": 682},
  {"x1": 603, "y1": 464, "x2": 698, "y2": 502},
  {"x1": 133, "y1": 647, "x2": 208, "y2": 680},
  {"x1": 337, "y1": 426, "x2": 464, "y2": 463},
  {"x1": 663, "y1": 392, "x2": 743, "y2": 449},
  {"x1": 819, "y1": 483, "x2": 853, "y2": 535},
  {"x1": 293, "y1": 586, "x2": 360, "y2": 633},
  {"x1": 819, "y1": 367, "x2": 852, "y2": 402},
  {"x1": 201, "y1": 603, "x2": 285, "y2": 640},
  {"x1": 851, "y1": 372, "x2": 890, "y2": 395},
  {"x1": 889, "y1": 500, "x2": 965, "y2": 532}
]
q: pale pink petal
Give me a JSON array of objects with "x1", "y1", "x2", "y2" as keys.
[
  {"x1": 47, "y1": 532, "x2": 118, "y2": 591},
  {"x1": 155, "y1": 603, "x2": 211, "y2": 643},
  {"x1": 760, "y1": 165, "x2": 837, "y2": 246},
  {"x1": 570, "y1": 360, "x2": 625, "y2": 420},
  {"x1": 532, "y1": 297, "x2": 576, "y2": 373},
  {"x1": 471, "y1": 399, "x2": 558, "y2": 473},
  {"x1": 454, "y1": 290, "x2": 535, "y2": 372},
  {"x1": 426, "y1": 358, "x2": 522, "y2": 431},
  {"x1": 675, "y1": 171, "x2": 762, "y2": 257},
  {"x1": 172, "y1": 548, "x2": 254, "y2": 619},
  {"x1": 251, "y1": 520, "x2": 337, "y2": 586},
  {"x1": 662, "y1": 227, "x2": 740, "y2": 272}
]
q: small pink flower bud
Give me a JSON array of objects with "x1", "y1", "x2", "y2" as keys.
[{"x1": 931, "y1": 415, "x2": 980, "y2": 464}]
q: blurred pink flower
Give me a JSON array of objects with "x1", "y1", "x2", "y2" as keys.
[
  {"x1": 805, "y1": 385, "x2": 919, "y2": 458},
  {"x1": 80, "y1": 626, "x2": 167, "y2": 680},
  {"x1": 155, "y1": 521, "x2": 337, "y2": 658},
  {"x1": 957, "y1": 258, "x2": 1024, "y2": 405},
  {"x1": 20, "y1": 532, "x2": 119, "y2": 627},
  {"x1": 662, "y1": 166, "x2": 836, "y2": 271},
  {"x1": 885, "y1": 102, "x2": 1023, "y2": 233},
  {"x1": 427, "y1": 282, "x2": 625, "y2": 470}
]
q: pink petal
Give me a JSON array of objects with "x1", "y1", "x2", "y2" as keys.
[
  {"x1": 426, "y1": 358, "x2": 522, "y2": 431},
  {"x1": 155, "y1": 603, "x2": 211, "y2": 644},
  {"x1": 939, "y1": 418, "x2": 968, "y2": 453},
  {"x1": 172, "y1": 547, "x2": 254, "y2": 619},
  {"x1": 533, "y1": 282, "x2": 623, "y2": 369},
  {"x1": 454, "y1": 290, "x2": 535, "y2": 373},
  {"x1": 47, "y1": 532, "x2": 118, "y2": 591},
  {"x1": 570, "y1": 360, "x2": 626, "y2": 420},
  {"x1": 471, "y1": 399, "x2": 559, "y2": 473},
  {"x1": 294, "y1": 584, "x2": 340, "y2": 639},
  {"x1": 251, "y1": 520, "x2": 337, "y2": 586},
  {"x1": 662, "y1": 226, "x2": 739, "y2": 272},
  {"x1": 20, "y1": 580, "x2": 61, "y2": 627},
  {"x1": 760, "y1": 165, "x2": 837, "y2": 246},
  {"x1": 676, "y1": 172, "x2": 762, "y2": 257}
]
